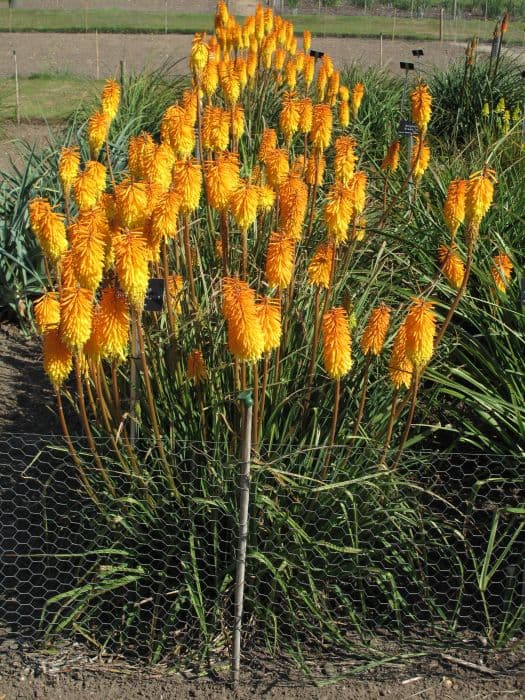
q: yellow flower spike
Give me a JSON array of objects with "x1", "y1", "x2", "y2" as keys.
[
  {"x1": 285, "y1": 59, "x2": 297, "y2": 90},
  {"x1": 264, "y1": 148, "x2": 290, "y2": 190},
  {"x1": 101, "y1": 79, "x2": 121, "y2": 122},
  {"x1": 28, "y1": 199, "x2": 68, "y2": 264},
  {"x1": 307, "y1": 242, "x2": 335, "y2": 289},
  {"x1": 88, "y1": 110, "x2": 110, "y2": 159},
  {"x1": 265, "y1": 231, "x2": 295, "y2": 289},
  {"x1": 303, "y1": 55, "x2": 315, "y2": 89},
  {"x1": 98, "y1": 286, "x2": 130, "y2": 362},
  {"x1": 404, "y1": 298, "x2": 437, "y2": 369},
  {"x1": 160, "y1": 105, "x2": 195, "y2": 159},
  {"x1": 324, "y1": 181, "x2": 353, "y2": 243},
  {"x1": 351, "y1": 82, "x2": 365, "y2": 119},
  {"x1": 229, "y1": 178, "x2": 260, "y2": 231},
  {"x1": 247, "y1": 51, "x2": 258, "y2": 81},
  {"x1": 322, "y1": 307, "x2": 352, "y2": 380},
  {"x1": 310, "y1": 103, "x2": 333, "y2": 151},
  {"x1": 202, "y1": 105, "x2": 230, "y2": 152},
  {"x1": 295, "y1": 51, "x2": 305, "y2": 74},
  {"x1": 60, "y1": 249, "x2": 78, "y2": 289},
  {"x1": 147, "y1": 142, "x2": 175, "y2": 191},
  {"x1": 411, "y1": 137, "x2": 431, "y2": 180},
  {"x1": 381, "y1": 140, "x2": 400, "y2": 173},
  {"x1": 58, "y1": 146, "x2": 80, "y2": 196},
  {"x1": 187, "y1": 349, "x2": 208, "y2": 383},
  {"x1": 279, "y1": 91, "x2": 300, "y2": 144},
  {"x1": 113, "y1": 229, "x2": 149, "y2": 311},
  {"x1": 334, "y1": 136, "x2": 358, "y2": 185},
  {"x1": 274, "y1": 47, "x2": 286, "y2": 72},
  {"x1": 190, "y1": 32, "x2": 209, "y2": 76},
  {"x1": 215, "y1": 1, "x2": 229, "y2": 29},
  {"x1": 83, "y1": 305, "x2": 104, "y2": 363},
  {"x1": 352, "y1": 216, "x2": 366, "y2": 241},
  {"x1": 181, "y1": 88, "x2": 198, "y2": 127},
  {"x1": 256, "y1": 296, "x2": 282, "y2": 353},
  {"x1": 443, "y1": 179, "x2": 467, "y2": 238},
  {"x1": 388, "y1": 322, "x2": 413, "y2": 389},
  {"x1": 222, "y1": 277, "x2": 264, "y2": 362},
  {"x1": 71, "y1": 206, "x2": 108, "y2": 290},
  {"x1": 234, "y1": 56, "x2": 248, "y2": 89},
  {"x1": 43, "y1": 328, "x2": 73, "y2": 388},
  {"x1": 202, "y1": 56, "x2": 219, "y2": 98},
  {"x1": 114, "y1": 178, "x2": 149, "y2": 230},
  {"x1": 303, "y1": 29, "x2": 311, "y2": 53},
  {"x1": 327, "y1": 70, "x2": 340, "y2": 107},
  {"x1": 59, "y1": 286, "x2": 94, "y2": 352},
  {"x1": 349, "y1": 171, "x2": 367, "y2": 217},
  {"x1": 34, "y1": 292, "x2": 60, "y2": 335},
  {"x1": 305, "y1": 153, "x2": 325, "y2": 186},
  {"x1": 256, "y1": 185, "x2": 276, "y2": 212},
  {"x1": 279, "y1": 174, "x2": 308, "y2": 241},
  {"x1": 298, "y1": 98, "x2": 313, "y2": 134},
  {"x1": 361, "y1": 304, "x2": 391, "y2": 357},
  {"x1": 339, "y1": 85, "x2": 349, "y2": 102},
  {"x1": 410, "y1": 82, "x2": 432, "y2": 135},
  {"x1": 128, "y1": 132, "x2": 156, "y2": 181},
  {"x1": 232, "y1": 105, "x2": 245, "y2": 141},
  {"x1": 264, "y1": 7, "x2": 274, "y2": 33},
  {"x1": 339, "y1": 99, "x2": 350, "y2": 128},
  {"x1": 438, "y1": 244, "x2": 465, "y2": 289},
  {"x1": 150, "y1": 190, "x2": 181, "y2": 248},
  {"x1": 258, "y1": 128, "x2": 277, "y2": 163},
  {"x1": 465, "y1": 167, "x2": 496, "y2": 228},
  {"x1": 205, "y1": 152, "x2": 241, "y2": 212},
  {"x1": 255, "y1": 4, "x2": 265, "y2": 41},
  {"x1": 491, "y1": 253, "x2": 513, "y2": 293},
  {"x1": 172, "y1": 157, "x2": 203, "y2": 214},
  {"x1": 261, "y1": 33, "x2": 276, "y2": 70},
  {"x1": 316, "y1": 65, "x2": 328, "y2": 102},
  {"x1": 73, "y1": 161, "x2": 107, "y2": 211}
]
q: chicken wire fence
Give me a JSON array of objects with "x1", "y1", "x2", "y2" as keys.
[{"x1": 0, "y1": 432, "x2": 523, "y2": 678}]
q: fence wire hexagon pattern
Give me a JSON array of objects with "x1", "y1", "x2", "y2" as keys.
[{"x1": 0, "y1": 433, "x2": 523, "y2": 677}]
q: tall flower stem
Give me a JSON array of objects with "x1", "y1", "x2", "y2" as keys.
[
  {"x1": 220, "y1": 211, "x2": 230, "y2": 276},
  {"x1": 183, "y1": 214, "x2": 198, "y2": 310},
  {"x1": 391, "y1": 373, "x2": 420, "y2": 470},
  {"x1": 434, "y1": 237, "x2": 474, "y2": 349},
  {"x1": 74, "y1": 357, "x2": 116, "y2": 496},
  {"x1": 134, "y1": 314, "x2": 179, "y2": 500},
  {"x1": 380, "y1": 387, "x2": 399, "y2": 463},
  {"x1": 252, "y1": 361, "x2": 259, "y2": 447},
  {"x1": 321, "y1": 378, "x2": 341, "y2": 479},
  {"x1": 56, "y1": 388, "x2": 99, "y2": 507},
  {"x1": 162, "y1": 239, "x2": 177, "y2": 339},
  {"x1": 306, "y1": 286, "x2": 321, "y2": 389},
  {"x1": 241, "y1": 228, "x2": 248, "y2": 280},
  {"x1": 105, "y1": 139, "x2": 115, "y2": 189},
  {"x1": 353, "y1": 354, "x2": 371, "y2": 439},
  {"x1": 306, "y1": 151, "x2": 320, "y2": 240},
  {"x1": 258, "y1": 352, "x2": 269, "y2": 440}
]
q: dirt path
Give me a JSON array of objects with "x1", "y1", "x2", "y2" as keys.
[{"x1": 0, "y1": 32, "x2": 480, "y2": 80}]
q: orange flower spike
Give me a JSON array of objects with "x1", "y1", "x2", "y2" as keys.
[
  {"x1": 98, "y1": 286, "x2": 130, "y2": 362},
  {"x1": 334, "y1": 136, "x2": 358, "y2": 185},
  {"x1": 279, "y1": 91, "x2": 300, "y2": 144},
  {"x1": 190, "y1": 32, "x2": 209, "y2": 76},
  {"x1": 298, "y1": 98, "x2": 313, "y2": 134},
  {"x1": 285, "y1": 59, "x2": 297, "y2": 91},
  {"x1": 324, "y1": 182, "x2": 353, "y2": 243},
  {"x1": 491, "y1": 253, "x2": 513, "y2": 293},
  {"x1": 181, "y1": 89, "x2": 198, "y2": 127},
  {"x1": 351, "y1": 82, "x2": 365, "y2": 119},
  {"x1": 43, "y1": 328, "x2": 73, "y2": 388},
  {"x1": 264, "y1": 7, "x2": 274, "y2": 33},
  {"x1": 443, "y1": 179, "x2": 467, "y2": 238},
  {"x1": 101, "y1": 79, "x2": 121, "y2": 121},
  {"x1": 150, "y1": 190, "x2": 181, "y2": 245},
  {"x1": 167, "y1": 274, "x2": 184, "y2": 314},
  {"x1": 229, "y1": 179, "x2": 260, "y2": 231},
  {"x1": 303, "y1": 29, "x2": 311, "y2": 53},
  {"x1": 113, "y1": 230, "x2": 149, "y2": 310},
  {"x1": 295, "y1": 51, "x2": 305, "y2": 74},
  {"x1": 404, "y1": 298, "x2": 437, "y2": 369},
  {"x1": 215, "y1": 1, "x2": 229, "y2": 29},
  {"x1": 87, "y1": 110, "x2": 110, "y2": 159},
  {"x1": 59, "y1": 286, "x2": 94, "y2": 351},
  {"x1": 34, "y1": 292, "x2": 61, "y2": 335},
  {"x1": 307, "y1": 242, "x2": 334, "y2": 288},
  {"x1": 71, "y1": 207, "x2": 108, "y2": 290},
  {"x1": 222, "y1": 278, "x2": 264, "y2": 362},
  {"x1": 232, "y1": 105, "x2": 245, "y2": 141},
  {"x1": 310, "y1": 104, "x2": 333, "y2": 151},
  {"x1": 256, "y1": 296, "x2": 282, "y2": 353},
  {"x1": 58, "y1": 146, "x2": 80, "y2": 196},
  {"x1": 202, "y1": 105, "x2": 230, "y2": 152},
  {"x1": 205, "y1": 152, "x2": 240, "y2": 212},
  {"x1": 305, "y1": 153, "x2": 325, "y2": 186},
  {"x1": 128, "y1": 132, "x2": 156, "y2": 180},
  {"x1": 381, "y1": 140, "x2": 400, "y2": 173},
  {"x1": 322, "y1": 307, "x2": 353, "y2": 380},
  {"x1": 114, "y1": 179, "x2": 149, "y2": 230},
  {"x1": 146, "y1": 142, "x2": 175, "y2": 191},
  {"x1": 264, "y1": 148, "x2": 290, "y2": 190},
  {"x1": 303, "y1": 55, "x2": 315, "y2": 89},
  {"x1": 339, "y1": 99, "x2": 350, "y2": 128},
  {"x1": 202, "y1": 56, "x2": 219, "y2": 98},
  {"x1": 465, "y1": 167, "x2": 496, "y2": 227},
  {"x1": 265, "y1": 231, "x2": 295, "y2": 289},
  {"x1": 187, "y1": 349, "x2": 208, "y2": 382},
  {"x1": 279, "y1": 174, "x2": 308, "y2": 241},
  {"x1": 410, "y1": 82, "x2": 432, "y2": 135},
  {"x1": 172, "y1": 157, "x2": 202, "y2": 214},
  {"x1": 361, "y1": 304, "x2": 391, "y2": 357},
  {"x1": 388, "y1": 323, "x2": 413, "y2": 389},
  {"x1": 273, "y1": 47, "x2": 286, "y2": 72},
  {"x1": 438, "y1": 244, "x2": 465, "y2": 289},
  {"x1": 160, "y1": 105, "x2": 195, "y2": 159},
  {"x1": 29, "y1": 200, "x2": 68, "y2": 263},
  {"x1": 327, "y1": 70, "x2": 340, "y2": 106},
  {"x1": 350, "y1": 171, "x2": 367, "y2": 217},
  {"x1": 316, "y1": 65, "x2": 328, "y2": 102},
  {"x1": 258, "y1": 128, "x2": 277, "y2": 163},
  {"x1": 411, "y1": 138, "x2": 431, "y2": 180}
]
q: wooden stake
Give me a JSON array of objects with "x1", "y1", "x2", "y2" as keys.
[{"x1": 13, "y1": 50, "x2": 20, "y2": 126}]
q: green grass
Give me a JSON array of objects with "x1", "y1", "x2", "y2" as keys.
[
  {"x1": 0, "y1": 7, "x2": 524, "y2": 42},
  {"x1": 0, "y1": 74, "x2": 102, "y2": 121}
]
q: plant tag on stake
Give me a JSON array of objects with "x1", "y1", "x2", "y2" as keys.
[
  {"x1": 398, "y1": 119, "x2": 418, "y2": 136},
  {"x1": 309, "y1": 50, "x2": 324, "y2": 59},
  {"x1": 144, "y1": 278, "x2": 165, "y2": 312}
]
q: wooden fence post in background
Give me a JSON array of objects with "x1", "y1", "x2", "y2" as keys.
[
  {"x1": 13, "y1": 49, "x2": 20, "y2": 126},
  {"x1": 440, "y1": 8, "x2": 444, "y2": 42}
]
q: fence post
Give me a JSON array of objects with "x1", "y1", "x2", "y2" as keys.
[
  {"x1": 119, "y1": 59, "x2": 126, "y2": 97},
  {"x1": 440, "y1": 8, "x2": 444, "y2": 41},
  {"x1": 13, "y1": 49, "x2": 20, "y2": 126},
  {"x1": 232, "y1": 390, "x2": 253, "y2": 685}
]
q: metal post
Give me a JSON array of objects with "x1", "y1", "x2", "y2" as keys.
[
  {"x1": 13, "y1": 50, "x2": 20, "y2": 126},
  {"x1": 439, "y1": 7, "x2": 444, "y2": 41},
  {"x1": 232, "y1": 390, "x2": 253, "y2": 685}
]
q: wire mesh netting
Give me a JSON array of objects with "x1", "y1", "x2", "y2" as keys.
[{"x1": 0, "y1": 433, "x2": 523, "y2": 676}]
